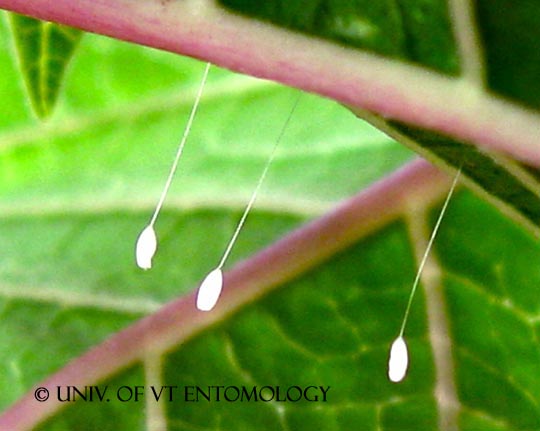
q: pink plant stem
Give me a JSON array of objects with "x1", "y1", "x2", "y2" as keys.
[
  {"x1": 0, "y1": 158, "x2": 453, "y2": 430},
  {"x1": 1, "y1": 0, "x2": 540, "y2": 166}
]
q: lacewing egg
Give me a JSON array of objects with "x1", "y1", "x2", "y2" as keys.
[
  {"x1": 196, "y1": 268, "x2": 223, "y2": 311},
  {"x1": 135, "y1": 225, "x2": 157, "y2": 270},
  {"x1": 388, "y1": 336, "x2": 409, "y2": 383},
  {"x1": 134, "y1": 63, "x2": 210, "y2": 270}
]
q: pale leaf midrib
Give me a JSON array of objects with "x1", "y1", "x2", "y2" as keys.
[
  {"x1": 0, "y1": 282, "x2": 163, "y2": 314},
  {"x1": 0, "y1": 194, "x2": 333, "y2": 219},
  {"x1": 405, "y1": 208, "x2": 460, "y2": 431},
  {"x1": 448, "y1": 0, "x2": 486, "y2": 87},
  {"x1": 0, "y1": 73, "x2": 276, "y2": 154}
]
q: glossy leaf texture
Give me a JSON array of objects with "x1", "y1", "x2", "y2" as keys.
[{"x1": 7, "y1": 12, "x2": 82, "y2": 118}]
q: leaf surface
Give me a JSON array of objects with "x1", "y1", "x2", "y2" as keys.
[
  {"x1": 1, "y1": 0, "x2": 539, "y2": 234},
  {"x1": 0, "y1": 7, "x2": 539, "y2": 431},
  {"x1": 7, "y1": 13, "x2": 82, "y2": 118}
]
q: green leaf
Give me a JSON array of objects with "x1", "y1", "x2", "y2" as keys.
[
  {"x1": 354, "y1": 111, "x2": 540, "y2": 233},
  {"x1": 1, "y1": 7, "x2": 540, "y2": 431},
  {"x1": 216, "y1": 0, "x2": 540, "y2": 107},
  {"x1": 0, "y1": 23, "x2": 413, "y2": 427},
  {"x1": 2, "y1": 1, "x2": 539, "y2": 238},
  {"x1": 7, "y1": 12, "x2": 82, "y2": 118},
  {"x1": 217, "y1": 0, "x2": 540, "y2": 234},
  {"x1": 218, "y1": 0, "x2": 460, "y2": 74}
]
